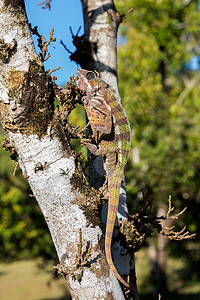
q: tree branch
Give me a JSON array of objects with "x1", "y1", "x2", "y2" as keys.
[{"x1": 0, "y1": 1, "x2": 126, "y2": 298}]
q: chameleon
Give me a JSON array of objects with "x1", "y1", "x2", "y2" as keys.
[{"x1": 76, "y1": 68, "x2": 131, "y2": 288}]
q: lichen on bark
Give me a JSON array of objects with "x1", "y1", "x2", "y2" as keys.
[
  {"x1": 0, "y1": 59, "x2": 54, "y2": 137},
  {"x1": 3, "y1": 0, "x2": 25, "y2": 10},
  {"x1": 0, "y1": 38, "x2": 17, "y2": 63}
]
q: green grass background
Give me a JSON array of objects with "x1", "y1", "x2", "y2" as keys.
[{"x1": 1, "y1": 249, "x2": 200, "y2": 300}]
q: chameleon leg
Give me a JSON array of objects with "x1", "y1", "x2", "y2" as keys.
[{"x1": 86, "y1": 142, "x2": 103, "y2": 156}]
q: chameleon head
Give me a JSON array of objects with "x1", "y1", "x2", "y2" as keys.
[
  {"x1": 76, "y1": 68, "x2": 108, "y2": 94},
  {"x1": 76, "y1": 68, "x2": 112, "y2": 134}
]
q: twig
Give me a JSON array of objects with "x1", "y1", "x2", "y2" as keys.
[
  {"x1": 60, "y1": 39, "x2": 73, "y2": 54},
  {"x1": 161, "y1": 225, "x2": 196, "y2": 240},
  {"x1": 29, "y1": 25, "x2": 56, "y2": 62},
  {"x1": 121, "y1": 195, "x2": 196, "y2": 253},
  {"x1": 166, "y1": 195, "x2": 187, "y2": 219},
  {"x1": 61, "y1": 28, "x2": 82, "y2": 55},
  {"x1": 160, "y1": 196, "x2": 196, "y2": 240},
  {"x1": 13, "y1": 161, "x2": 19, "y2": 176},
  {"x1": 117, "y1": 8, "x2": 134, "y2": 24},
  {"x1": 48, "y1": 66, "x2": 61, "y2": 76},
  {"x1": 37, "y1": 0, "x2": 52, "y2": 9},
  {"x1": 70, "y1": 26, "x2": 81, "y2": 38}
]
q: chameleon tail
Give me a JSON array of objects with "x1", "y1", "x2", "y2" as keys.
[{"x1": 105, "y1": 169, "x2": 129, "y2": 288}]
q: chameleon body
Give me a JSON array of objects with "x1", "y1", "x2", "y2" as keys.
[{"x1": 77, "y1": 68, "x2": 131, "y2": 288}]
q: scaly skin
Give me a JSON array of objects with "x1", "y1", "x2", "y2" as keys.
[{"x1": 77, "y1": 68, "x2": 131, "y2": 288}]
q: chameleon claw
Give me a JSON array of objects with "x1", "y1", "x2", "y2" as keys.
[
  {"x1": 98, "y1": 175, "x2": 108, "y2": 198},
  {"x1": 80, "y1": 138, "x2": 91, "y2": 145}
]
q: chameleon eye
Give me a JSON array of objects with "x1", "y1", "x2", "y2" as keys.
[{"x1": 86, "y1": 71, "x2": 95, "y2": 80}]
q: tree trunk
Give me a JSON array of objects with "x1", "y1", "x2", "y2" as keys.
[
  {"x1": 0, "y1": 0, "x2": 139, "y2": 299},
  {"x1": 148, "y1": 205, "x2": 172, "y2": 296},
  {"x1": 80, "y1": 0, "x2": 139, "y2": 298}
]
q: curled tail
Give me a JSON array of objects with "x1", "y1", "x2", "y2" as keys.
[{"x1": 105, "y1": 169, "x2": 129, "y2": 288}]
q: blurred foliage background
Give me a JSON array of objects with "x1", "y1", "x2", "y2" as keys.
[
  {"x1": 0, "y1": 126, "x2": 56, "y2": 262},
  {"x1": 116, "y1": 0, "x2": 200, "y2": 296},
  {"x1": 0, "y1": 0, "x2": 200, "y2": 299}
]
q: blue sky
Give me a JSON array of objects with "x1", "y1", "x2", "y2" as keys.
[
  {"x1": 24, "y1": 1, "x2": 199, "y2": 86},
  {"x1": 24, "y1": 0, "x2": 83, "y2": 86}
]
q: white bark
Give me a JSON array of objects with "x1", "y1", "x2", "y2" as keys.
[
  {"x1": 8, "y1": 131, "x2": 124, "y2": 299},
  {"x1": 0, "y1": 1, "x2": 130, "y2": 299},
  {"x1": 0, "y1": 1, "x2": 36, "y2": 104},
  {"x1": 81, "y1": 0, "x2": 120, "y2": 99}
]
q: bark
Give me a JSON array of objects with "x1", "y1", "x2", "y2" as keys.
[
  {"x1": 148, "y1": 237, "x2": 168, "y2": 296},
  {"x1": 81, "y1": 0, "x2": 120, "y2": 98},
  {"x1": 0, "y1": 0, "x2": 138, "y2": 299},
  {"x1": 148, "y1": 205, "x2": 173, "y2": 296}
]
